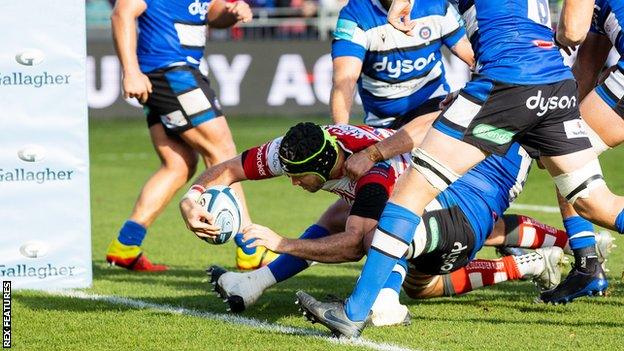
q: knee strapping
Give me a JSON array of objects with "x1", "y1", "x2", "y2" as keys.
[
  {"x1": 583, "y1": 120, "x2": 611, "y2": 156},
  {"x1": 411, "y1": 148, "x2": 461, "y2": 191},
  {"x1": 553, "y1": 159, "x2": 606, "y2": 204}
]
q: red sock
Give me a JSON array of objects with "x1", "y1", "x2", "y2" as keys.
[
  {"x1": 503, "y1": 215, "x2": 568, "y2": 249},
  {"x1": 446, "y1": 256, "x2": 522, "y2": 296}
]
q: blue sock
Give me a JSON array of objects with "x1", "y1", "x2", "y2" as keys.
[
  {"x1": 616, "y1": 209, "x2": 624, "y2": 234},
  {"x1": 345, "y1": 203, "x2": 419, "y2": 322},
  {"x1": 117, "y1": 220, "x2": 147, "y2": 246},
  {"x1": 266, "y1": 224, "x2": 330, "y2": 282},
  {"x1": 563, "y1": 216, "x2": 596, "y2": 250},
  {"x1": 381, "y1": 258, "x2": 407, "y2": 295}
]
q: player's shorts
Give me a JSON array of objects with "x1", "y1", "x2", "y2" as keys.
[
  {"x1": 144, "y1": 65, "x2": 224, "y2": 135},
  {"x1": 405, "y1": 202, "x2": 476, "y2": 276},
  {"x1": 433, "y1": 77, "x2": 592, "y2": 157},
  {"x1": 364, "y1": 97, "x2": 443, "y2": 130},
  {"x1": 594, "y1": 65, "x2": 624, "y2": 119}
]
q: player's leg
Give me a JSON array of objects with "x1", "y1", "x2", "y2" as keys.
[
  {"x1": 485, "y1": 215, "x2": 569, "y2": 251},
  {"x1": 209, "y1": 199, "x2": 348, "y2": 312},
  {"x1": 581, "y1": 69, "x2": 624, "y2": 149},
  {"x1": 107, "y1": 123, "x2": 199, "y2": 271}
]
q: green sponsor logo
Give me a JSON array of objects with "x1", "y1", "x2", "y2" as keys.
[
  {"x1": 472, "y1": 124, "x2": 515, "y2": 145},
  {"x1": 427, "y1": 217, "x2": 440, "y2": 253}
]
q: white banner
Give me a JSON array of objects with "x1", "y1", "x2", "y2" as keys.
[{"x1": 0, "y1": 1, "x2": 92, "y2": 289}]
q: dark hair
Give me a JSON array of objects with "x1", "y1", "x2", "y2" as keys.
[{"x1": 279, "y1": 122, "x2": 325, "y2": 162}]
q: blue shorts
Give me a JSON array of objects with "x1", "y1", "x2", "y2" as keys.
[
  {"x1": 144, "y1": 65, "x2": 224, "y2": 135},
  {"x1": 595, "y1": 65, "x2": 624, "y2": 119}
]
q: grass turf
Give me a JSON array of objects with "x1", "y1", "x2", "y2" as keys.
[{"x1": 11, "y1": 116, "x2": 624, "y2": 351}]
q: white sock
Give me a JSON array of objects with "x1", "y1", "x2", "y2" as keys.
[{"x1": 249, "y1": 266, "x2": 277, "y2": 291}]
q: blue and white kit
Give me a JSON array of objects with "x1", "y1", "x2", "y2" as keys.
[{"x1": 332, "y1": 0, "x2": 466, "y2": 127}]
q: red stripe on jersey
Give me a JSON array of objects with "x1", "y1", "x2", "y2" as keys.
[
  {"x1": 355, "y1": 163, "x2": 396, "y2": 196},
  {"x1": 242, "y1": 143, "x2": 274, "y2": 180}
]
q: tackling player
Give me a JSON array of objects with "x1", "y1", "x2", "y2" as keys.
[
  {"x1": 330, "y1": 0, "x2": 473, "y2": 128},
  {"x1": 297, "y1": 0, "x2": 624, "y2": 338},
  {"x1": 179, "y1": 122, "x2": 597, "y2": 326},
  {"x1": 106, "y1": 0, "x2": 252, "y2": 271}
]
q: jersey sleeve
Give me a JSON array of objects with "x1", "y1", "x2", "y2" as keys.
[
  {"x1": 240, "y1": 137, "x2": 285, "y2": 180},
  {"x1": 331, "y1": 5, "x2": 368, "y2": 60},
  {"x1": 351, "y1": 162, "x2": 396, "y2": 219},
  {"x1": 440, "y1": 3, "x2": 467, "y2": 48}
]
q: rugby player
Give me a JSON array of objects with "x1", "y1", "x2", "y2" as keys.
[
  {"x1": 106, "y1": 0, "x2": 253, "y2": 271},
  {"x1": 296, "y1": 0, "x2": 624, "y2": 338},
  {"x1": 179, "y1": 122, "x2": 587, "y2": 326},
  {"x1": 330, "y1": 0, "x2": 474, "y2": 128}
]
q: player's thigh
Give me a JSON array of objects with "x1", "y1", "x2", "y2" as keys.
[
  {"x1": 181, "y1": 116, "x2": 238, "y2": 165},
  {"x1": 403, "y1": 267, "x2": 443, "y2": 299},
  {"x1": 581, "y1": 90, "x2": 624, "y2": 148},
  {"x1": 316, "y1": 198, "x2": 350, "y2": 233},
  {"x1": 149, "y1": 123, "x2": 198, "y2": 174},
  {"x1": 484, "y1": 217, "x2": 506, "y2": 246}
]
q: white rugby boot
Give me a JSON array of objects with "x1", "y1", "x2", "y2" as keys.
[
  {"x1": 595, "y1": 230, "x2": 616, "y2": 272},
  {"x1": 208, "y1": 265, "x2": 276, "y2": 312},
  {"x1": 369, "y1": 288, "x2": 411, "y2": 327},
  {"x1": 532, "y1": 247, "x2": 567, "y2": 291}
]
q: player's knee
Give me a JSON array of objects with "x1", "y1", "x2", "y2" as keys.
[
  {"x1": 162, "y1": 154, "x2": 197, "y2": 182},
  {"x1": 553, "y1": 159, "x2": 606, "y2": 205},
  {"x1": 403, "y1": 271, "x2": 442, "y2": 299},
  {"x1": 411, "y1": 148, "x2": 460, "y2": 192}
]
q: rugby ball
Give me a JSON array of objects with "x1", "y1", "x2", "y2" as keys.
[{"x1": 198, "y1": 185, "x2": 242, "y2": 245}]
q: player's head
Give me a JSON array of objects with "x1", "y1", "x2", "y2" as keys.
[{"x1": 279, "y1": 122, "x2": 339, "y2": 192}]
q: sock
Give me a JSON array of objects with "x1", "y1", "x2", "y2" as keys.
[
  {"x1": 445, "y1": 256, "x2": 523, "y2": 296},
  {"x1": 345, "y1": 203, "x2": 418, "y2": 322},
  {"x1": 616, "y1": 209, "x2": 624, "y2": 234},
  {"x1": 573, "y1": 246, "x2": 599, "y2": 272},
  {"x1": 266, "y1": 224, "x2": 329, "y2": 282},
  {"x1": 382, "y1": 258, "x2": 407, "y2": 295},
  {"x1": 248, "y1": 266, "x2": 278, "y2": 291},
  {"x1": 503, "y1": 215, "x2": 568, "y2": 249},
  {"x1": 563, "y1": 216, "x2": 596, "y2": 250},
  {"x1": 117, "y1": 220, "x2": 147, "y2": 246}
]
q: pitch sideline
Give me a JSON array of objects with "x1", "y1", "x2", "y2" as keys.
[{"x1": 51, "y1": 290, "x2": 418, "y2": 351}]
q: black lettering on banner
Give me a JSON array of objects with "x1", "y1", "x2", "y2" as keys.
[{"x1": 2, "y1": 281, "x2": 10, "y2": 349}]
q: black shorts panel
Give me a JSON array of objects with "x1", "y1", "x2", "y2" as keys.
[
  {"x1": 595, "y1": 65, "x2": 624, "y2": 119},
  {"x1": 433, "y1": 77, "x2": 592, "y2": 157},
  {"x1": 408, "y1": 205, "x2": 475, "y2": 275},
  {"x1": 144, "y1": 65, "x2": 224, "y2": 135}
]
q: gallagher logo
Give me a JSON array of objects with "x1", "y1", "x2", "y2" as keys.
[
  {"x1": 17, "y1": 145, "x2": 46, "y2": 162},
  {"x1": 19, "y1": 241, "x2": 49, "y2": 259},
  {"x1": 15, "y1": 49, "x2": 45, "y2": 66}
]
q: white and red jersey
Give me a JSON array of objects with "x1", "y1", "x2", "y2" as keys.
[{"x1": 241, "y1": 124, "x2": 411, "y2": 204}]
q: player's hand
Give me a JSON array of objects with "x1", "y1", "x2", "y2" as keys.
[
  {"x1": 225, "y1": 1, "x2": 252, "y2": 24},
  {"x1": 122, "y1": 70, "x2": 152, "y2": 103},
  {"x1": 554, "y1": 34, "x2": 577, "y2": 56},
  {"x1": 344, "y1": 149, "x2": 376, "y2": 180},
  {"x1": 387, "y1": 0, "x2": 416, "y2": 35},
  {"x1": 240, "y1": 224, "x2": 286, "y2": 252},
  {"x1": 439, "y1": 91, "x2": 459, "y2": 110},
  {"x1": 179, "y1": 197, "x2": 221, "y2": 240}
]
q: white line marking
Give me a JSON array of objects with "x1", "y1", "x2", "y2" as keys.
[
  {"x1": 509, "y1": 203, "x2": 559, "y2": 213},
  {"x1": 50, "y1": 290, "x2": 417, "y2": 351}
]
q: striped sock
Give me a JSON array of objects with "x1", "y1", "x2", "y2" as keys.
[
  {"x1": 563, "y1": 216, "x2": 596, "y2": 250},
  {"x1": 503, "y1": 215, "x2": 568, "y2": 249},
  {"x1": 445, "y1": 256, "x2": 523, "y2": 296},
  {"x1": 345, "y1": 203, "x2": 418, "y2": 322},
  {"x1": 117, "y1": 220, "x2": 146, "y2": 246}
]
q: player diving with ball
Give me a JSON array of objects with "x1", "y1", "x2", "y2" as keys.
[{"x1": 179, "y1": 121, "x2": 611, "y2": 327}]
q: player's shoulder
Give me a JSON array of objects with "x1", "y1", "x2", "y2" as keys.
[
  {"x1": 338, "y1": 0, "x2": 382, "y2": 30},
  {"x1": 411, "y1": 0, "x2": 450, "y2": 17}
]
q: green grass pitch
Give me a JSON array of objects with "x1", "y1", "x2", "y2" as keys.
[{"x1": 11, "y1": 116, "x2": 624, "y2": 351}]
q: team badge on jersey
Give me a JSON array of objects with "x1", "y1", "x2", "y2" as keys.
[{"x1": 419, "y1": 26, "x2": 432, "y2": 40}]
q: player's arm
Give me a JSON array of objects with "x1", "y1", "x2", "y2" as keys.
[
  {"x1": 330, "y1": 56, "x2": 363, "y2": 124},
  {"x1": 179, "y1": 155, "x2": 249, "y2": 239},
  {"x1": 241, "y1": 215, "x2": 377, "y2": 263},
  {"x1": 111, "y1": 0, "x2": 152, "y2": 103},
  {"x1": 557, "y1": 0, "x2": 594, "y2": 47},
  {"x1": 207, "y1": 0, "x2": 252, "y2": 29},
  {"x1": 344, "y1": 112, "x2": 438, "y2": 180},
  {"x1": 449, "y1": 37, "x2": 475, "y2": 70},
  {"x1": 573, "y1": 32, "x2": 613, "y2": 100},
  {"x1": 440, "y1": 3, "x2": 475, "y2": 69}
]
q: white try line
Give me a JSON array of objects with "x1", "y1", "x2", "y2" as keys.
[
  {"x1": 50, "y1": 290, "x2": 418, "y2": 351},
  {"x1": 510, "y1": 203, "x2": 559, "y2": 214}
]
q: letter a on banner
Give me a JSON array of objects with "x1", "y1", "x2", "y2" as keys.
[{"x1": 0, "y1": 1, "x2": 92, "y2": 289}]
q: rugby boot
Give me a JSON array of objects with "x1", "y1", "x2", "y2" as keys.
[
  {"x1": 295, "y1": 291, "x2": 366, "y2": 338},
  {"x1": 595, "y1": 230, "x2": 616, "y2": 272},
  {"x1": 234, "y1": 234, "x2": 279, "y2": 270},
  {"x1": 105, "y1": 239, "x2": 168, "y2": 271},
  {"x1": 532, "y1": 247, "x2": 567, "y2": 291},
  {"x1": 540, "y1": 247, "x2": 607, "y2": 304},
  {"x1": 208, "y1": 265, "x2": 265, "y2": 313}
]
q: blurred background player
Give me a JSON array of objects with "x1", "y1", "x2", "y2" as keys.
[
  {"x1": 330, "y1": 0, "x2": 473, "y2": 129},
  {"x1": 297, "y1": 0, "x2": 624, "y2": 338},
  {"x1": 105, "y1": 0, "x2": 252, "y2": 271}
]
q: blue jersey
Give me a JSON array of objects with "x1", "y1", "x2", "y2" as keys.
[
  {"x1": 437, "y1": 143, "x2": 532, "y2": 258},
  {"x1": 591, "y1": 0, "x2": 624, "y2": 68},
  {"x1": 332, "y1": 0, "x2": 466, "y2": 126},
  {"x1": 137, "y1": 0, "x2": 211, "y2": 73},
  {"x1": 450, "y1": 0, "x2": 573, "y2": 84}
]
